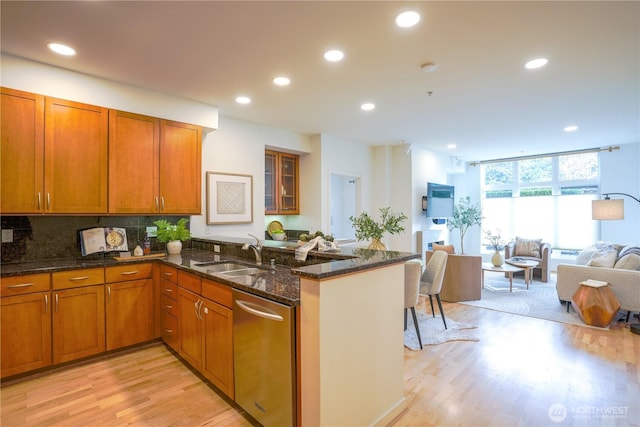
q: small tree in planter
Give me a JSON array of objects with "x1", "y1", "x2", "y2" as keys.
[{"x1": 446, "y1": 197, "x2": 482, "y2": 254}]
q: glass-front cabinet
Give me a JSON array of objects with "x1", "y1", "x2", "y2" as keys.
[{"x1": 265, "y1": 150, "x2": 299, "y2": 215}]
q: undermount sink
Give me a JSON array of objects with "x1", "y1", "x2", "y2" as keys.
[
  {"x1": 196, "y1": 262, "x2": 250, "y2": 272},
  {"x1": 221, "y1": 267, "x2": 266, "y2": 277}
]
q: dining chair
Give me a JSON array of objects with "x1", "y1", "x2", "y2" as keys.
[
  {"x1": 404, "y1": 259, "x2": 424, "y2": 349},
  {"x1": 420, "y1": 250, "x2": 449, "y2": 329}
]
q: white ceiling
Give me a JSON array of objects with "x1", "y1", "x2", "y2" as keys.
[{"x1": 2, "y1": 1, "x2": 638, "y2": 162}]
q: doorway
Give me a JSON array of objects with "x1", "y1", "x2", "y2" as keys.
[{"x1": 330, "y1": 173, "x2": 359, "y2": 240}]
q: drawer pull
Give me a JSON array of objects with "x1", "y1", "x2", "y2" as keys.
[
  {"x1": 163, "y1": 272, "x2": 173, "y2": 277},
  {"x1": 165, "y1": 304, "x2": 173, "y2": 309},
  {"x1": 164, "y1": 288, "x2": 173, "y2": 293},
  {"x1": 6, "y1": 282, "x2": 34, "y2": 288},
  {"x1": 165, "y1": 329, "x2": 173, "y2": 333},
  {"x1": 68, "y1": 276, "x2": 90, "y2": 281},
  {"x1": 120, "y1": 271, "x2": 138, "y2": 275}
]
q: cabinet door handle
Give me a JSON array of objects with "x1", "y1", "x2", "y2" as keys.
[
  {"x1": 120, "y1": 271, "x2": 138, "y2": 276},
  {"x1": 47, "y1": 193, "x2": 51, "y2": 210},
  {"x1": 194, "y1": 300, "x2": 200, "y2": 320},
  {"x1": 107, "y1": 285, "x2": 111, "y2": 303},
  {"x1": 44, "y1": 294, "x2": 49, "y2": 314},
  {"x1": 160, "y1": 197, "x2": 165, "y2": 212},
  {"x1": 37, "y1": 192, "x2": 42, "y2": 210},
  {"x1": 55, "y1": 293, "x2": 59, "y2": 313},
  {"x1": 6, "y1": 282, "x2": 34, "y2": 288},
  {"x1": 155, "y1": 196, "x2": 159, "y2": 212},
  {"x1": 69, "y1": 276, "x2": 90, "y2": 281}
]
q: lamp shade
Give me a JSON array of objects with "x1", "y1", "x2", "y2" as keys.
[{"x1": 592, "y1": 199, "x2": 624, "y2": 220}]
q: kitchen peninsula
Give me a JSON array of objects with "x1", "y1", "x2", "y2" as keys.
[{"x1": 1, "y1": 237, "x2": 419, "y2": 426}]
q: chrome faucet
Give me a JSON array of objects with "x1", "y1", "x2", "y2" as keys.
[{"x1": 242, "y1": 233, "x2": 263, "y2": 265}]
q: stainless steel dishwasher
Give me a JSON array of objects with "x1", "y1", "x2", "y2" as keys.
[{"x1": 233, "y1": 289, "x2": 295, "y2": 427}]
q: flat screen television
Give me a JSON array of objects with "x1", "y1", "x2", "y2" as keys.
[{"x1": 425, "y1": 182, "x2": 455, "y2": 218}]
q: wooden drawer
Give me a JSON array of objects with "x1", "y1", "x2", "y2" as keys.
[
  {"x1": 202, "y1": 278, "x2": 232, "y2": 308},
  {"x1": 177, "y1": 270, "x2": 201, "y2": 294},
  {"x1": 1, "y1": 273, "x2": 50, "y2": 297},
  {"x1": 161, "y1": 280, "x2": 177, "y2": 300},
  {"x1": 52, "y1": 268, "x2": 104, "y2": 290},
  {"x1": 105, "y1": 263, "x2": 152, "y2": 283},
  {"x1": 160, "y1": 265, "x2": 178, "y2": 284},
  {"x1": 161, "y1": 294, "x2": 178, "y2": 317},
  {"x1": 161, "y1": 310, "x2": 178, "y2": 351}
]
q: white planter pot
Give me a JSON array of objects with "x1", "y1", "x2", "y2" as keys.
[{"x1": 167, "y1": 240, "x2": 182, "y2": 255}]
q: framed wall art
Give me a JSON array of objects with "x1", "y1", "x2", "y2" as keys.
[{"x1": 206, "y1": 172, "x2": 253, "y2": 224}]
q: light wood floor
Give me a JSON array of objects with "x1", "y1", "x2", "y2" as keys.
[{"x1": 2, "y1": 301, "x2": 638, "y2": 427}]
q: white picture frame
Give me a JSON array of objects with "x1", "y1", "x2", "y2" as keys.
[{"x1": 206, "y1": 171, "x2": 253, "y2": 224}]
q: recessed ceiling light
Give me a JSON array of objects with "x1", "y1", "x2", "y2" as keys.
[
  {"x1": 395, "y1": 11, "x2": 420, "y2": 28},
  {"x1": 235, "y1": 96, "x2": 251, "y2": 104},
  {"x1": 273, "y1": 76, "x2": 290, "y2": 86},
  {"x1": 324, "y1": 49, "x2": 344, "y2": 62},
  {"x1": 360, "y1": 103, "x2": 375, "y2": 111},
  {"x1": 47, "y1": 42, "x2": 76, "y2": 56},
  {"x1": 564, "y1": 125, "x2": 579, "y2": 132},
  {"x1": 447, "y1": 144, "x2": 457, "y2": 150},
  {"x1": 525, "y1": 58, "x2": 548, "y2": 69}
]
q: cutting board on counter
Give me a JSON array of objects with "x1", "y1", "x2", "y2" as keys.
[{"x1": 113, "y1": 252, "x2": 167, "y2": 262}]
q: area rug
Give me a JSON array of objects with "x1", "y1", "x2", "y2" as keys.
[
  {"x1": 404, "y1": 311, "x2": 479, "y2": 351},
  {"x1": 459, "y1": 272, "x2": 608, "y2": 329}
]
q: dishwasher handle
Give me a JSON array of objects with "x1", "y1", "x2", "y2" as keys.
[{"x1": 235, "y1": 299, "x2": 284, "y2": 322}]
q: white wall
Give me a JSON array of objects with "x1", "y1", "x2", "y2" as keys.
[
  {"x1": 599, "y1": 143, "x2": 640, "y2": 244},
  {"x1": 195, "y1": 115, "x2": 312, "y2": 239},
  {"x1": 1, "y1": 54, "x2": 218, "y2": 129}
]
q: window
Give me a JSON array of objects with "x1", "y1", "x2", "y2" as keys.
[{"x1": 481, "y1": 152, "x2": 600, "y2": 251}]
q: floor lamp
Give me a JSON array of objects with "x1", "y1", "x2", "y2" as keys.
[{"x1": 592, "y1": 192, "x2": 640, "y2": 335}]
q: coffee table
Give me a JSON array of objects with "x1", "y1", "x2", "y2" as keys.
[
  {"x1": 505, "y1": 258, "x2": 539, "y2": 284},
  {"x1": 482, "y1": 262, "x2": 528, "y2": 293}
]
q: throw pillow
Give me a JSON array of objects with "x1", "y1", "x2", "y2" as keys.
[
  {"x1": 614, "y1": 253, "x2": 640, "y2": 270},
  {"x1": 587, "y1": 249, "x2": 618, "y2": 268},
  {"x1": 576, "y1": 246, "x2": 599, "y2": 265},
  {"x1": 617, "y1": 245, "x2": 640, "y2": 259},
  {"x1": 514, "y1": 237, "x2": 542, "y2": 258},
  {"x1": 432, "y1": 244, "x2": 455, "y2": 254}
]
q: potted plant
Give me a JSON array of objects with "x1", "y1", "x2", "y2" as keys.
[
  {"x1": 271, "y1": 229, "x2": 286, "y2": 241},
  {"x1": 349, "y1": 207, "x2": 407, "y2": 250},
  {"x1": 153, "y1": 218, "x2": 191, "y2": 254},
  {"x1": 446, "y1": 196, "x2": 483, "y2": 254}
]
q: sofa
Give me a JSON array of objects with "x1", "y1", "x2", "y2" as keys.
[
  {"x1": 505, "y1": 237, "x2": 552, "y2": 282},
  {"x1": 426, "y1": 249, "x2": 481, "y2": 302},
  {"x1": 556, "y1": 244, "x2": 640, "y2": 313}
]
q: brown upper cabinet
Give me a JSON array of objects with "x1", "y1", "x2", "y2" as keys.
[
  {"x1": 0, "y1": 88, "x2": 108, "y2": 214},
  {"x1": 265, "y1": 150, "x2": 299, "y2": 215},
  {"x1": 1, "y1": 87, "x2": 202, "y2": 215},
  {"x1": 109, "y1": 110, "x2": 202, "y2": 214},
  {"x1": 1, "y1": 88, "x2": 45, "y2": 214},
  {"x1": 1, "y1": 89, "x2": 109, "y2": 214}
]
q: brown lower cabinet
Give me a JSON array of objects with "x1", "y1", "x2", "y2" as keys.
[
  {"x1": 176, "y1": 273, "x2": 234, "y2": 399},
  {"x1": 106, "y1": 279, "x2": 154, "y2": 350},
  {"x1": 52, "y1": 284, "x2": 106, "y2": 364},
  {"x1": 0, "y1": 291, "x2": 52, "y2": 377}
]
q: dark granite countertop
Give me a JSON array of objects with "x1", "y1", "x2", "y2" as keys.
[{"x1": 1, "y1": 240, "x2": 420, "y2": 306}]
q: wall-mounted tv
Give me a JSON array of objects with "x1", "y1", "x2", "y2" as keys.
[{"x1": 425, "y1": 182, "x2": 455, "y2": 218}]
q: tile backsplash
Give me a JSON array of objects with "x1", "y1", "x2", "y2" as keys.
[{"x1": 0, "y1": 215, "x2": 190, "y2": 263}]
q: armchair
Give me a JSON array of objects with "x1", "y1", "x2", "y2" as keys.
[
  {"x1": 505, "y1": 237, "x2": 551, "y2": 282},
  {"x1": 425, "y1": 250, "x2": 481, "y2": 302}
]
